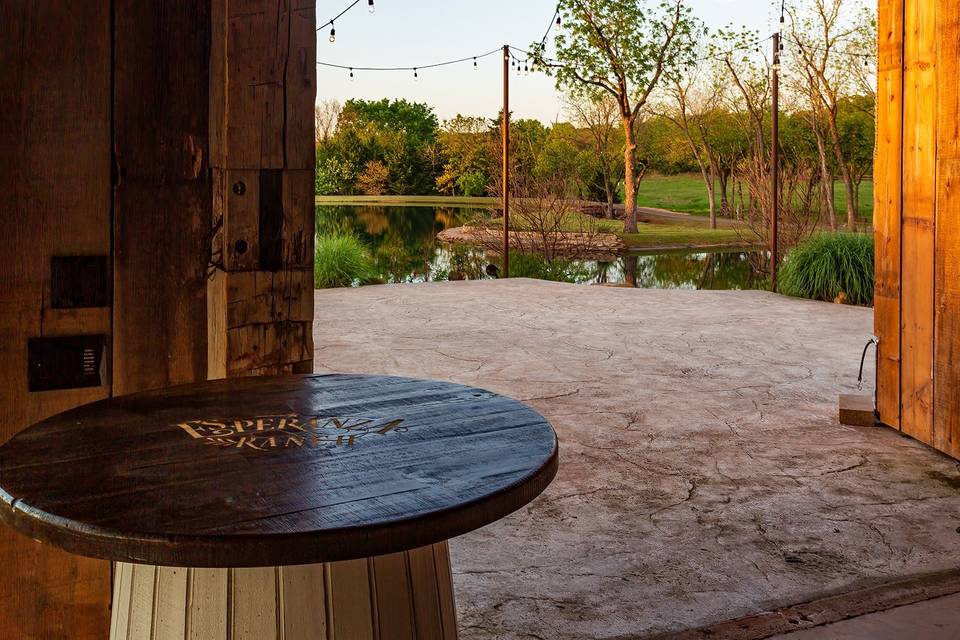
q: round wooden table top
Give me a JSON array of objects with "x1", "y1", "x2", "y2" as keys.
[{"x1": 0, "y1": 374, "x2": 558, "y2": 568}]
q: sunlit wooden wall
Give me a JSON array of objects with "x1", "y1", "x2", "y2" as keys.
[
  {"x1": 875, "y1": 0, "x2": 960, "y2": 458},
  {"x1": 0, "y1": 2, "x2": 315, "y2": 636}
]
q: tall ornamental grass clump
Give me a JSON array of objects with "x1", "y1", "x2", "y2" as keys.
[
  {"x1": 314, "y1": 233, "x2": 376, "y2": 288},
  {"x1": 779, "y1": 232, "x2": 874, "y2": 306}
]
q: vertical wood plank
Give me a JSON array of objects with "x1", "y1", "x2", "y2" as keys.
[
  {"x1": 900, "y1": 0, "x2": 937, "y2": 445},
  {"x1": 280, "y1": 564, "x2": 328, "y2": 638},
  {"x1": 934, "y1": 0, "x2": 960, "y2": 458},
  {"x1": 329, "y1": 559, "x2": 376, "y2": 639},
  {"x1": 110, "y1": 563, "x2": 134, "y2": 640},
  {"x1": 372, "y1": 553, "x2": 416, "y2": 640},
  {"x1": 187, "y1": 568, "x2": 229, "y2": 640},
  {"x1": 433, "y1": 542, "x2": 459, "y2": 639},
  {"x1": 0, "y1": 3, "x2": 112, "y2": 637},
  {"x1": 408, "y1": 545, "x2": 445, "y2": 640},
  {"x1": 153, "y1": 567, "x2": 188, "y2": 639},
  {"x1": 875, "y1": 0, "x2": 904, "y2": 429},
  {"x1": 217, "y1": 0, "x2": 287, "y2": 169},
  {"x1": 127, "y1": 564, "x2": 157, "y2": 640},
  {"x1": 231, "y1": 567, "x2": 279, "y2": 640},
  {"x1": 286, "y1": 1, "x2": 318, "y2": 170},
  {"x1": 113, "y1": 0, "x2": 211, "y2": 395}
]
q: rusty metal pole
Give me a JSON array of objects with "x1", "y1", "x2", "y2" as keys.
[
  {"x1": 770, "y1": 32, "x2": 780, "y2": 292},
  {"x1": 502, "y1": 45, "x2": 510, "y2": 278}
]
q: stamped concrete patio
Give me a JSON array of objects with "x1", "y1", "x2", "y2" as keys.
[{"x1": 313, "y1": 279, "x2": 960, "y2": 639}]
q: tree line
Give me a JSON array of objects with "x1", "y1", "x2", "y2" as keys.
[{"x1": 316, "y1": 0, "x2": 876, "y2": 234}]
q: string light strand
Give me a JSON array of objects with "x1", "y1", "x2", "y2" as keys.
[{"x1": 317, "y1": 0, "x2": 363, "y2": 32}]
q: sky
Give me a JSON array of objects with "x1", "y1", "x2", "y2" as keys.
[{"x1": 316, "y1": 1, "x2": 786, "y2": 123}]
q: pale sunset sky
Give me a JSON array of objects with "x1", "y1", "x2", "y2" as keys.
[{"x1": 315, "y1": 0, "x2": 784, "y2": 123}]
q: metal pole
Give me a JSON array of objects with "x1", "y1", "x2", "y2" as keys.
[
  {"x1": 502, "y1": 44, "x2": 510, "y2": 278},
  {"x1": 770, "y1": 32, "x2": 780, "y2": 292}
]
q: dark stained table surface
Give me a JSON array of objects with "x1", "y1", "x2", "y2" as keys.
[{"x1": 0, "y1": 374, "x2": 558, "y2": 567}]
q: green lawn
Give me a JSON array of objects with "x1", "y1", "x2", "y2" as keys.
[{"x1": 634, "y1": 173, "x2": 874, "y2": 221}]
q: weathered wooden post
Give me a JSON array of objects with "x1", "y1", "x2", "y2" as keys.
[{"x1": 206, "y1": 0, "x2": 317, "y2": 378}]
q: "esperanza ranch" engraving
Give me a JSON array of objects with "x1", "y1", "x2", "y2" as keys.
[{"x1": 175, "y1": 414, "x2": 406, "y2": 451}]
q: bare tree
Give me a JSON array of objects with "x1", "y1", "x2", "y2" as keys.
[
  {"x1": 657, "y1": 70, "x2": 724, "y2": 228},
  {"x1": 564, "y1": 92, "x2": 622, "y2": 218},
  {"x1": 787, "y1": 70, "x2": 838, "y2": 229},
  {"x1": 712, "y1": 29, "x2": 772, "y2": 225},
  {"x1": 314, "y1": 99, "x2": 341, "y2": 144},
  {"x1": 789, "y1": 0, "x2": 873, "y2": 230},
  {"x1": 736, "y1": 158, "x2": 822, "y2": 275}
]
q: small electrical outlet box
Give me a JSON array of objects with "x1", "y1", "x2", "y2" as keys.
[{"x1": 28, "y1": 335, "x2": 106, "y2": 392}]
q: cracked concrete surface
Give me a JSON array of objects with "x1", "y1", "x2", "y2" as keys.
[{"x1": 313, "y1": 279, "x2": 960, "y2": 639}]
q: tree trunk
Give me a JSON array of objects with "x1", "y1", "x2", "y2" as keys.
[
  {"x1": 605, "y1": 179, "x2": 614, "y2": 219},
  {"x1": 707, "y1": 175, "x2": 717, "y2": 229},
  {"x1": 813, "y1": 129, "x2": 837, "y2": 230},
  {"x1": 622, "y1": 117, "x2": 638, "y2": 233},
  {"x1": 840, "y1": 166, "x2": 857, "y2": 230},
  {"x1": 718, "y1": 169, "x2": 730, "y2": 215},
  {"x1": 825, "y1": 110, "x2": 858, "y2": 230}
]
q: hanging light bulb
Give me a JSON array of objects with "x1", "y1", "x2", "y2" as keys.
[
  {"x1": 413, "y1": 67, "x2": 418, "y2": 81},
  {"x1": 349, "y1": 67, "x2": 354, "y2": 81},
  {"x1": 473, "y1": 57, "x2": 478, "y2": 71},
  {"x1": 368, "y1": 0, "x2": 375, "y2": 13},
  {"x1": 329, "y1": 23, "x2": 336, "y2": 43},
  {"x1": 524, "y1": 63, "x2": 529, "y2": 75},
  {"x1": 556, "y1": 5, "x2": 561, "y2": 25}
]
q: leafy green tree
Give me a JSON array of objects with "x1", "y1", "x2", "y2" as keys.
[
  {"x1": 436, "y1": 115, "x2": 495, "y2": 195},
  {"x1": 542, "y1": 0, "x2": 702, "y2": 232},
  {"x1": 318, "y1": 98, "x2": 441, "y2": 195}
]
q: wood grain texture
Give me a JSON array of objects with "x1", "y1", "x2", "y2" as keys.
[
  {"x1": 0, "y1": 2, "x2": 113, "y2": 636},
  {"x1": 112, "y1": 0, "x2": 211, "y2": 395},
  {"x1": 110, "y1": 543, "x2": 456, "y2": 639},
  {"x1": 899, "y1": 0, "x2": 937, "y2": 444},
  {"x1": 874, "y1": 0, "x2": 904, "y2": 429},
  {"x1": 0, "y1": 375, "x2": 559, "y2": 567},
  {"x1": 934, "y1": 1, "x2": 960, "y2": 458}
]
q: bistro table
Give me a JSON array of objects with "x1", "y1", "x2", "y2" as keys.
[{"x1": 0, "y1": 374, "x2": 558, "y2": 639}]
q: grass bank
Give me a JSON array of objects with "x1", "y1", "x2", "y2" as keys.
[
  {"x1": 635, "y1": 173, "x2": 874, "y2": 221},
  {"x1": 315, "y1": 195, "x2": 496, "y2": 207},
  {"x1": 620, "y1": 226, "x2": 751, "y2": 250}
]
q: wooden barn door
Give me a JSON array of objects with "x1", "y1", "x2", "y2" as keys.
[
  {"x1": 875, "y1": 0, "x2": 960, "y2": 458},
  {"x1": 0, "y1": 1, "x2": 315, "y2": 636}
]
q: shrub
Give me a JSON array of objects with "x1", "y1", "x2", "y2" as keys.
[
  {"x1": 314, "y1": 234, "x2": 376, "y2": 288},
  {"x1": 778, "y1": 232, "x2": 874, "y2": 306}
]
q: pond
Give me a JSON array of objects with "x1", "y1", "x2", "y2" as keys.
[{"x1": 316, "y1": 203, "x2": 768, "y2": 290}]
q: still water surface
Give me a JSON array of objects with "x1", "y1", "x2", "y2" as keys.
[{"x1": 316, "y1": 204, "x2": 766, "y2": 290}]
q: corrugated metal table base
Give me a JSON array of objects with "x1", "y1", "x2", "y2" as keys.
[{"x1": 109, "y1": 542, "x2": 457, "y2": 639}]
